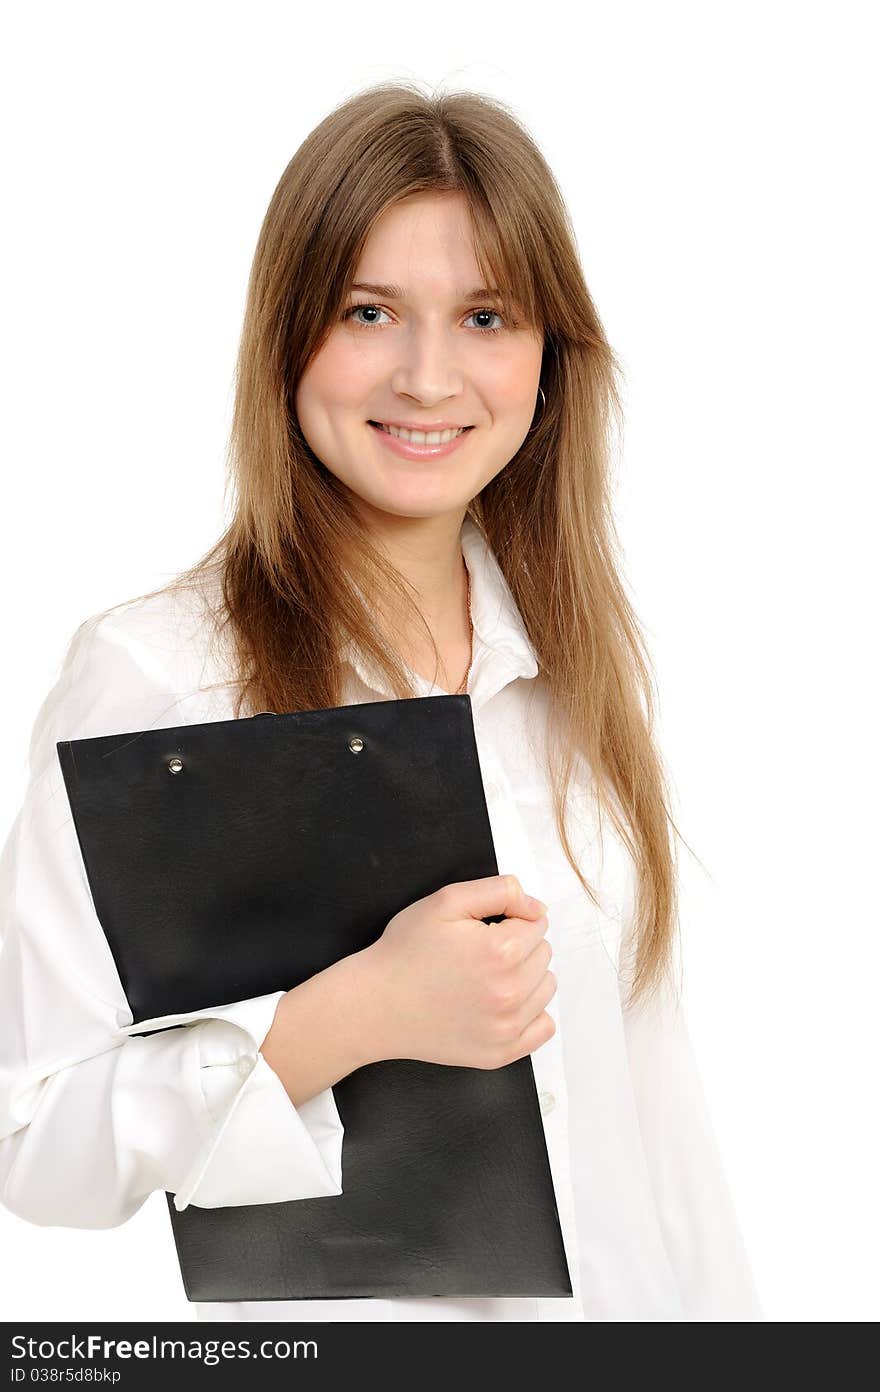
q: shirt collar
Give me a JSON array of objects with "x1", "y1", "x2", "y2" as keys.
[{"x1": 340, "y1": 514, "x2": 540, "y2": 711}]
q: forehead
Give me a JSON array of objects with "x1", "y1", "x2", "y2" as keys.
[
  {"x1": 344, "y1": 191, "x2": 539, "y2": 328},
  {"x1": 352, "y1": 194, "x2": 489, "y2": 296}
]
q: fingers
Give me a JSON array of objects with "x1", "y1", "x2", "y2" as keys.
[
  {"x1": 510, "y1": 968, "x2": 558, "y2": 1038},
  {"x1": 508, "y1": 1009, "x2": 557, "y2": 1062},
  {"x1": 443, "y1": 874, "x2": 547, "y2": 924}
]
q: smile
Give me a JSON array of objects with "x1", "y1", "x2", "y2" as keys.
[
  {"x1": 370, "y1": 422, "x2": 472, "y2": 444},
  {"x1": 367, "y1": 421, "x2": 475, "y2": 459}
]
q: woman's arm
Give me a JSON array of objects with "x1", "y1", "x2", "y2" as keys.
[
  {"x1": 260, "y1": 948, "x2": 386, "y2": 1109},
  {"x1": 0, "y1": 609, "x2": 368, "y2": 1226}
]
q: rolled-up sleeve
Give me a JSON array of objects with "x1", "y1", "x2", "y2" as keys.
[{"x1": 0, "y1": 610, "x2": 345, "y2": 1229}]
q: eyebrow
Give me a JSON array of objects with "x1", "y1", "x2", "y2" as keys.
[{"x1": 349, "y1": 282, "x2": 504, "y2": 303}]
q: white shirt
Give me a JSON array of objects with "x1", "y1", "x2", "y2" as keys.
[{"x1": 0, "y1": 515, "x2": 763, "y2": 1321}]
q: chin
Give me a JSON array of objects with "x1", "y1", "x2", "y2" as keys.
[{"x1": 351, "y1": 485, "x2": 472, "y2": 523}]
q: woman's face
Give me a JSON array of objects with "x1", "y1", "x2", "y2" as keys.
[{"x1": 294, "y1": 192, "x2": 544, "y2": 524}]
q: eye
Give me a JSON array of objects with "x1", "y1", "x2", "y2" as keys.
[
  {"x1": 342, "y1": 304, "x2": 393, "y2": 328},
  {"x1": 465, "y1": 308, "x2": 506, "y2": 335},
  {"x1": 341, "y1": 303, "x2": 507, "y2": 335}
]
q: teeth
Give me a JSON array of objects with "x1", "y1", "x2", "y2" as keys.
[{"x1": 378, "y1": 423, "x2": 467, "y2": 445}]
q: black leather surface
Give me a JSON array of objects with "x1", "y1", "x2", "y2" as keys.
[{"x1": 56, "y1": 695, "x2": 572, "y2": 1302}]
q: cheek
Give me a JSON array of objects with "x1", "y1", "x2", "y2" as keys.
[
  {"x1": 296, "y1": 336, "x2": 375, "y2": 427},
  {"x1": 479, "y1": 343, "x2": 543, "y2": 410}
]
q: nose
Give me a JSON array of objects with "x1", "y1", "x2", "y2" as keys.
[{"x1": 389, "y1": 320, "x2": 465, "y2": 404}]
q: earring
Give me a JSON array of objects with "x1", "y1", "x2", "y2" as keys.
[{"x1": 538, "y1": 387, "x2": 546, "y2": 410}]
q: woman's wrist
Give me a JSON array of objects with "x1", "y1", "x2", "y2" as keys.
[
  {"x1": 348, "y1": 939, "x2": 399, "y2": 1066},
  {"x1": 259, "y1": 943, "x2": 394, "y2": 1106}
]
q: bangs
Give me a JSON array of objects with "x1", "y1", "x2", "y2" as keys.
[{"x1": 467, "y1": 197, "x2": 543, "y2": 331}]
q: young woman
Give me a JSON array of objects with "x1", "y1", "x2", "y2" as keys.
[{"x1": 0, "y1": 82, "x2": 763, "y2": 1322}]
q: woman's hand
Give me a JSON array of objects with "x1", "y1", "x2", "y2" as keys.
[{"x1": 361, "y1": 874, "x2": 556, "y2": 1070}]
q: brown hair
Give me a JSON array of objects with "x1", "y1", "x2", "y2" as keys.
[{"x1": 113, "y1": 80, "x2": 699, "y2": 1010}]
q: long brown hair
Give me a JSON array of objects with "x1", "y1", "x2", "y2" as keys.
[{"x1": 113, "y1": 80, "x2": 698, "y2": 1011}]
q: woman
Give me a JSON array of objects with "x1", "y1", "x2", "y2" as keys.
[{"x1": 0, "y1": 82, "x2": 763, "y2": 1321}]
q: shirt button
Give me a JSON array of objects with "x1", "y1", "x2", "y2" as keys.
[
  {"x1": 236, "y1": 1057, "x2": 252, "y2": 1080},
  {"x1": 484, "y1": 780, "x2": 501, "y2": 803},
  {"x1": 538, "y1": 1090, "x2": 556, "y2": 1116}
]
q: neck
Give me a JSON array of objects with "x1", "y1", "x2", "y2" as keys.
[{"x1": 356, "y1": 506, "x2": 471, "y2": 642}]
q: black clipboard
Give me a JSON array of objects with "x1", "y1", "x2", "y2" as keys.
[{"x1": 56, "y1": 695, "x2": 572, "y2": 1302}]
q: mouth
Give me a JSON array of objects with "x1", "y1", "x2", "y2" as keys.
[
  {"x1": 367, "y1": 420, "x2": 476, "y2": 460},
  {"x1": 368, "y1": 421, "x2": 475, "y2": 444}
]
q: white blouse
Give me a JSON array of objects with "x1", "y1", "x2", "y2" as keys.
[{"x1": 0, "y1": 516, "x2": 763, "y2": 1321}]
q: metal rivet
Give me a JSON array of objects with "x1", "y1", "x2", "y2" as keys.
[
  {"x1": 348, "y1": 736, "x2": 364, "y2": 753},
  {"x1": 168, "y1": 757, "x2": 184, "y2": 774}
]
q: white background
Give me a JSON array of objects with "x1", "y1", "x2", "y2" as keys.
[{"x1": 1, "y1": 0, "x2": 877, "y2": 1323}]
